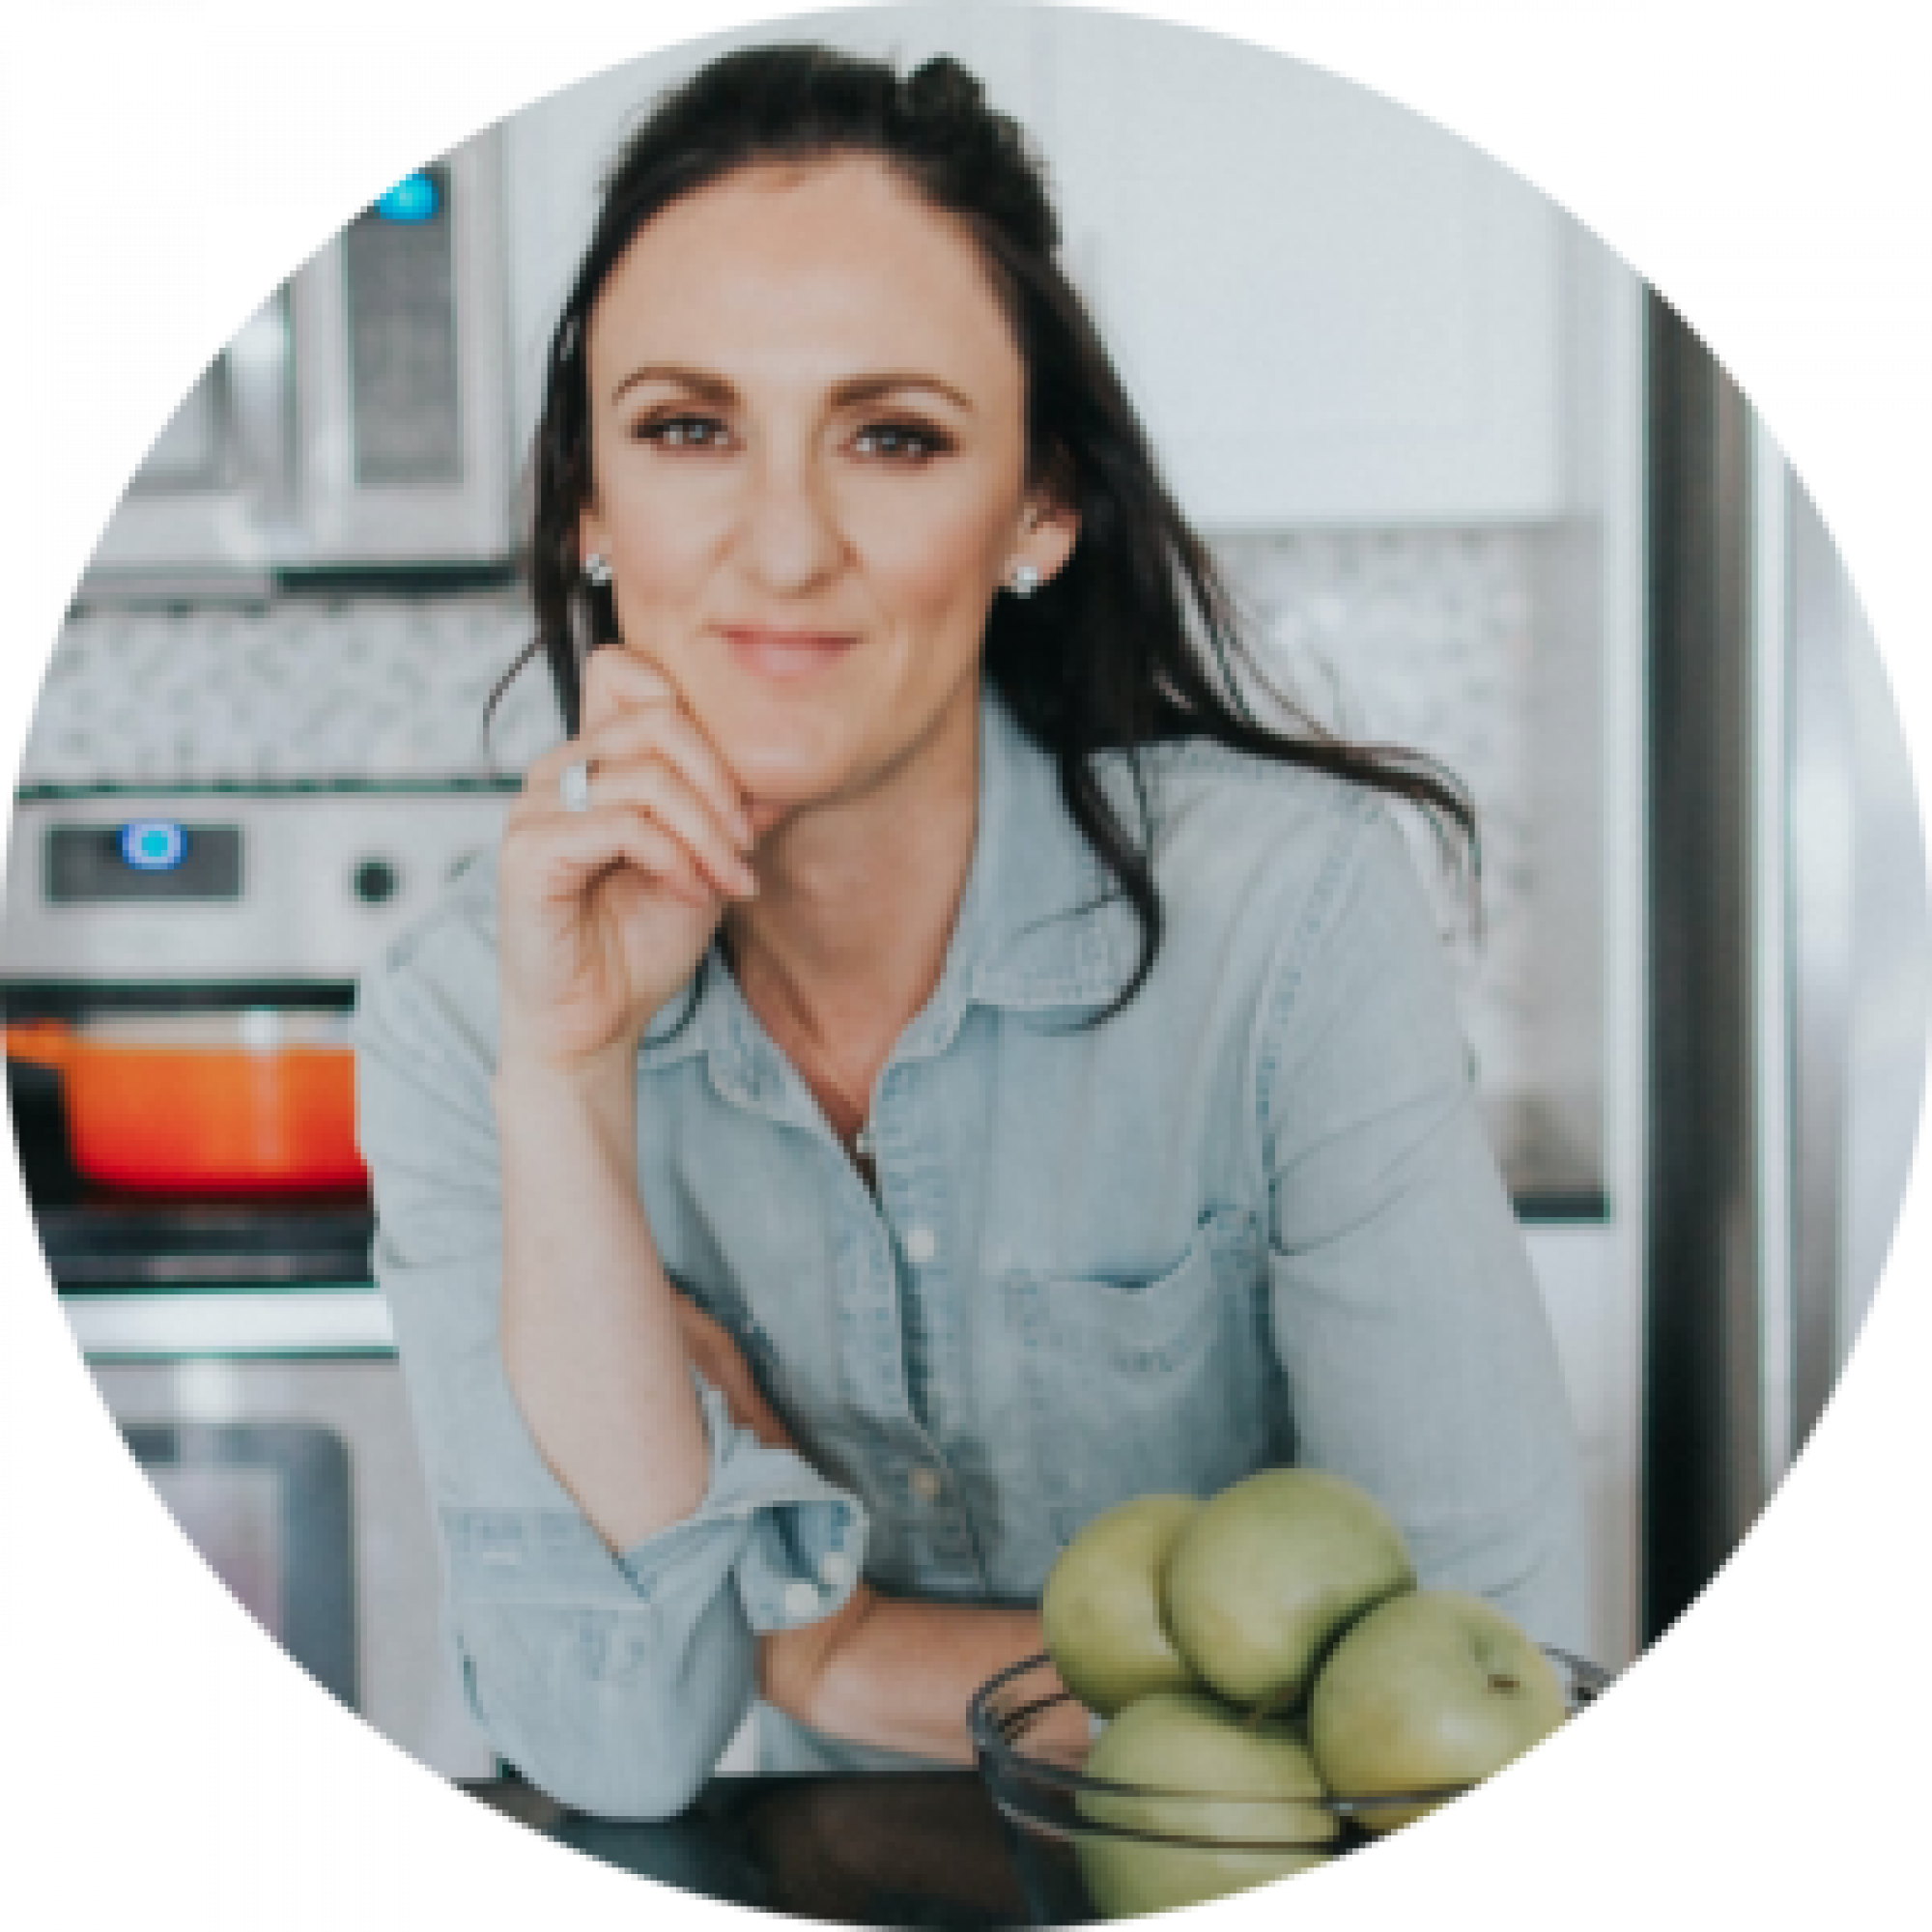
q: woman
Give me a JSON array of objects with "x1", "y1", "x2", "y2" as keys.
[{"x1": 355, "y1": 43, "x2": 1587, "y2": 1818}]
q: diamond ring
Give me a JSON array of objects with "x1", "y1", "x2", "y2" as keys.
[{"x1": 559, "y1": 758, "x2": 592, "y2": 814}]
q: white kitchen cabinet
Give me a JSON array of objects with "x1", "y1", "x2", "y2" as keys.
[
  {"x1": 498, "y1": 5, "x2": 1566, "y2": 527},
  {"x1": 1035, "y1": 11, "x2": 1565, "y2": 529}
]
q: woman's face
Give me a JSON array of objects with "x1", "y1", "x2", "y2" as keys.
[{"x1": 577, "y1": 155, "x2": 1074, "y2": 827}]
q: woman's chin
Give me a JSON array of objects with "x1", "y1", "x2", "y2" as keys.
[
  {"x1": 734, "y1": 765, "x2": 835, "y2": 835},
  {"x1": 720, "y1": 739, "x2": 849, "y2": 831}
]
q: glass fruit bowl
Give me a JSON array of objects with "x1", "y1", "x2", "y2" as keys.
[{"x1": 967, "y1": 1648, "x2": 1611, "y2": 1925}]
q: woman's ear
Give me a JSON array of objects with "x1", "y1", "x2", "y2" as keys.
[
  {"x1": 1020, "y1": 502, "x2": 1082, "y2": 583},
  {"x1": 1015, "y1": 442, "x2": 1080, "y2": 588},
  {"x1": 1020, "y1": 491, "x2": 1082, "y2": 587},
  {"x1": 576, "y1": 509, "x2": 609, "y2": 580}
]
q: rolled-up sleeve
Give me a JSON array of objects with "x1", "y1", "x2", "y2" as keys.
[
  {"x1": 1250, "y1": 803, "x2": 1590, "y2": 1656},
  {"x1": 353, "y1": 897, "x2": 867, "y2": 1819}
]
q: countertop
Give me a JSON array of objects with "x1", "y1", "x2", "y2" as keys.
[{"x1": 448, "y1": 1770, "x2": 1646, "y2": 1932}]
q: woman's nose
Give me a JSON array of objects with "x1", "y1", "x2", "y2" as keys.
[{"x1": 735, "y1": 449, "x2": 843, "y2": 592}]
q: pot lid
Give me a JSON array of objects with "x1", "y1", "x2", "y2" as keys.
[{"x1": 64, "y1": 1009, "x2": 353, "y2": 1048}]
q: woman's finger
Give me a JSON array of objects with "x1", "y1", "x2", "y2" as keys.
[
  {"x1": 524, "y1": 668, "x2": 753, "y2": 854},
  {"x1": 563, "y1": 756, "x2": 758, "y2": 902},
  {"x1": 566, "y1": 701, "x2": 755, "y2": 852},
  {"x1": 503, "y1": 798, "x2": 724, "y2": 914},
  {"x1": 579, "y1": 643, "x2": 679, "y2": 730},
  {"x1": 518, "y1": 735, "x2": 753, "y2": 905},
  {"x1": 675, "y1": 1297, "x2": 794, "y2": 1451}
]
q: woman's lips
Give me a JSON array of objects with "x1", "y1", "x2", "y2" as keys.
[{"x1": 720, "y1": 625, "x2": 858, "y2": 681}]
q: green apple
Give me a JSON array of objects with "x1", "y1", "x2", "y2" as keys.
[
  {"x1": 1041, "y1": 1494, "x2": 1202, "y2": 1716},
  {"x1": 1075, "y1": 1690, "x2": 1338, "y2": 1918},
  {"x1": 1306, "y1": 1588, "x2": 1568, "y2": 1833},
  {"x1": 1162, "y1": 1468, "x2": 1415, "y2": 1711}
]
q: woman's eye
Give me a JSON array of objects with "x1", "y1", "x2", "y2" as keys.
[
  {"x1": 862, "y1": 423, "x2": 951, "y2": 460},
  {"x1": 637, "y1": 414, "x2": 729, "y2": 449},
  {"x1": 638, "y1": 415, "x2": 947, "y2": 460}
]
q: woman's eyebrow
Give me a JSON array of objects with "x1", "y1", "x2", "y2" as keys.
[{"x1": 610, "y1": 363, "x2": 975, "y2": 415}]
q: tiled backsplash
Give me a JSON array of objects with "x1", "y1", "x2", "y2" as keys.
[
  {"x1": 1222, "y1": 529, "x2": 1604, "y2": 1202},
  {"x1": 19, "y1": 527, "x2": 1603, "y2": 1198},
  {"x1": 1221, "y1": 530, "x2": 1538, "y2": 1084},
  {"x1": 22, "y1": 592, "x2": 558, "y2": 787}
]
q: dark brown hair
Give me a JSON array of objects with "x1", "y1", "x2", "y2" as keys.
[{"x1": 494, "y1": 43, "x2": 1476, "y2": 1017}]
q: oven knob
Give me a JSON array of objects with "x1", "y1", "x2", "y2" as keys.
[{"x1": 352, "y1": 856, "x2": 402, "y2": 906}]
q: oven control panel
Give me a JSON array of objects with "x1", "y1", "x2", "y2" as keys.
[{"x1": 1, "y1": 789, "x2": 511, "y2": 983}]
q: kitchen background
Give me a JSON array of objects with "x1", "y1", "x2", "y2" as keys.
[
  {"x1": 3, "y1": 3, "x2": 1924, "y2": 1786},
  {"x1": 25, "y1": 528, "x2": 1575, "y2": 1137}
]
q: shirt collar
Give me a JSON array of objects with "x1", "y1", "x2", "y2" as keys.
[{"x1": 637, "y1": 686, "x2": 1141, "y2": 1081}]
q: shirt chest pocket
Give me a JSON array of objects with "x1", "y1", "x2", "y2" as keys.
[{"x1": 1003, "y1": 1208, "x2": 1277, "y2": 1542}]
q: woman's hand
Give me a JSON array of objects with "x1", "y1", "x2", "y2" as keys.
[
  {"x1": 675, "y1": 1293, "x2": 794, "y2": 1453},
  {"x1": 497, "y1": 648, "x2": 759, "y2": 1080},
  {"x1": 676, "y1": 1293, "x2": 883, "y2": 1727}
]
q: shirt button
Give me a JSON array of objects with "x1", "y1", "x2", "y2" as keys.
[
  {"x1": 909, "y1": 1464, "x2": 943, "y2": 1503},
  {"x1": 905, "y1": 1226, "x2": 938, "y2": 1265},
  {"x1": 782, "y1": 1579, "x2": 822, "y2": 1621}
]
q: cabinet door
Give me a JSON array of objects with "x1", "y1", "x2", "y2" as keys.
[
  {"x1": 499, "y1": 6, "x2": 1041, "y2": 455},
  {"x1": 1036, "y1": 12, "x2": 1565, "y2": 528}
]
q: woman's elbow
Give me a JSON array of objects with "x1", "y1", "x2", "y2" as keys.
[
  {"x1": 504, "y1": 1733, "x2": 720, "y2": 1823},
  {"x1": 455, "y1": 1601, "x2": 756, "y2": 1820}
]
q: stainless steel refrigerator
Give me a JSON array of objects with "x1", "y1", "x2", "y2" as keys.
[{"x1": 1641, "y1": 298, "x2": 1928, "y2": 1641}]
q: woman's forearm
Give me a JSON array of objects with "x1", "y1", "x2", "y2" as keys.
[
  {"x1": 761, "y1": 1585, "x2": 1090, "y2": 1765},
  {"x1": 494, "y1": 1050, "x2": 710, "y2": 1553},
  {"x1": 495, "y1": 1047, "x2": 1068, "y2": 1767}
]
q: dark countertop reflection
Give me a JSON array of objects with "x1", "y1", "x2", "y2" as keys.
[
  {"x1": 444, "y1": 1770, "x2": 1638, "y2": 1932},
  {"x1": 460, "y1": 1772, "x2": 1037, "y2": 1928}
]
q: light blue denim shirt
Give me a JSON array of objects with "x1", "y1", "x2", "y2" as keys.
[{"x1": 354, "y1": 689, "x2": 1587, "y2": 1818}]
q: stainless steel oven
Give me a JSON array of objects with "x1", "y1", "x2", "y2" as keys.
[
  {"x1": 43, "y1": 1206, "x2": 506, "y2": 1777},
  {"x1": 4, "y1": 781, "x2": 514, "y2": 1778}
]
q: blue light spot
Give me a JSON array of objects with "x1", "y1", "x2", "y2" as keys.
[
  {"x1": 375, "y1": 172, "x2": 439, "y2": 224},
  {"x1": 121, "y1": 820, "x2": 186, "y2": 872}
]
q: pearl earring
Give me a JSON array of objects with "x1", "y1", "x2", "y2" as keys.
[
  {"x1": 583, "y1": 553, "x2": 612, "y2": 586},
  {"x1": 1008, "y1": 561, "x2": 1041, "y2": 598}
]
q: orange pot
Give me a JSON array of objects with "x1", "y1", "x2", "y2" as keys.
[{"x1": 5, "y1": 1011, "x2": 365, "y2": 1194}]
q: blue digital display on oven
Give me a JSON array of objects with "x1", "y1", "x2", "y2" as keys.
[
  {"x1": 47, "y1": 822, "x2": 239, "y2": 902},
  {"x1": 120, "y1": 820, "x2": 187, "y2": 872}
]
